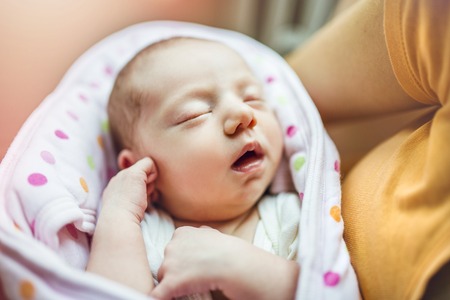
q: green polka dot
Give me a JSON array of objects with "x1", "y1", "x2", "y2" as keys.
[
  {"x1": 293, "y1": 156, "x2": 305, "y2": 172},
  {"x1": 87, "y1": 155, "x2": 95, "y2": 170},
  {"x1": 255, "y1": 55, "x2": 264, "y2": 65},
  {"x1": 101, "y1": 120, "x2": 109, "y2": 133},
  {"x1": 277, "y1": 95, "x2": 288, "y2": 105}
]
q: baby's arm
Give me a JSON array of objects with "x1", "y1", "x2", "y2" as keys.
[
  {"x1": 152, "y1": 226, "x2": 299, "y2": 300},
  {"x1": 86, "y1": 157, "x2": 157, "y2": 295}
]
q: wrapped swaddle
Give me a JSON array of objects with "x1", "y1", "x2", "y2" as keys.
[{"x1": 0, "y1": 21, "x2": 358, "y2": 299}]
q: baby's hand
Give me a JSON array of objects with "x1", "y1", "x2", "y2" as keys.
[
  {"x1": 151, "y1": 226, "x2": 300, "y2": 300},
  {"x1": 101, "y1": 157, "x2": 157, "y2": 224},
  {"x1": 151, "y1": 226, "x2": 235, "y2": 299}
]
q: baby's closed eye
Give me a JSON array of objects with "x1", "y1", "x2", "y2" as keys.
[
  {"x1": 176, "y1": 110, "x2": 211, "y2": 125},
  {"x1": 172, "y1": 100, "x2": 212, "y2": 125}
]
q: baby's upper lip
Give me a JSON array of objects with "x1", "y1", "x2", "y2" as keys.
[{"x1": 231, "y1": 141, "x2": 264, "y2": 166}]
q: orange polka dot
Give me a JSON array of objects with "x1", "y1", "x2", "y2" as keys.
[
  {"x1": 19, "y1": 280, "x2": 35, "y2": 300},
  {"x1": 97, "y1": 135, "x2": 104, "y2": 150},
  {"x1": 330, "y1": 206, "x2": 341, "y2": 222},
  {"x1": 13, "y1": 221, "x2": 22, "y2": 231},
  {"x1": 80, "y1": 177, "x2": 89, "y2": 193}
]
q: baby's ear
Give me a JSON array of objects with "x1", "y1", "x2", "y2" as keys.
[{"x1": 117, "y1": 149, "x2": 138, "y2": 170}]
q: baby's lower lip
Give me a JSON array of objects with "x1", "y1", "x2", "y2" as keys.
[{"x1": 231, "y1": 156, "x2": 264, "y2": 173}]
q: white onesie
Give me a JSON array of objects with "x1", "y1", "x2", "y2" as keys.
[{"x1": 141, "y1": 192, "x2": 301, "y2": 298}]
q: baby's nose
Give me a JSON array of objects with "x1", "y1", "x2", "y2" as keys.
[{"x1": 223, "y1": 104, "x2": 257, "y2": 135}]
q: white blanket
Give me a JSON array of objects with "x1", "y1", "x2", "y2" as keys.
[{"x1": 0, "y1": 21, "x2": 359, "y2": 299}]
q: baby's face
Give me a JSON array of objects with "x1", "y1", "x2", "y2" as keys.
[{"x1": 134, "y1": 40, "x2": 283, "y2": 222}]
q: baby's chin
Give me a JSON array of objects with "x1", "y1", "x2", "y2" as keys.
[
  {"x1": 170, "y1": 207, "x2": 253, "y2": 224},
  {"x1": 166, "y1": 197, "x2": 262, "y2": 226},
  {"x1": 157, "y1": 179, "x2": 272, "y2": 223},
  {"x1": 170, "y1": 208, "x2": 259, "y2": 234}
]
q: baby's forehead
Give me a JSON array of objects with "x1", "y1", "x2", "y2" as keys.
[
  {"x1": 132, "y1": 38, "x2": 256, "y2": 80},
  {"x1": 141, "y1": 38, "x2": 248, "y2": 67}
]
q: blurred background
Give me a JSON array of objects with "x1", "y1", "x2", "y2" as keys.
[{"x1": 0, "y1": 0, "x2": 351, "y2": 159}]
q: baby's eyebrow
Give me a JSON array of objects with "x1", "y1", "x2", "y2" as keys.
[
  {"x1": 170, "y1": 86, "x2": 215, "y2": 105},
  {"x1": 234, "y1": 75, "x2": 262, "y2": 89}
]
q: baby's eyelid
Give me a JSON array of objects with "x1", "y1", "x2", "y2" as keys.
[
  {"x1": 243, "y1": 86, "x2": 263, "y2": 99},
  {"x1": 244, "y1": 94, "x2": 262, "y2": 102},
  {"x1": 177, "y1": 110, "x2": 211, "y2": 125}
]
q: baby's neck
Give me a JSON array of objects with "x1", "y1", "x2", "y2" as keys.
[{"x1": 173, "y1": 206, "x2": 260, "y2": 243}]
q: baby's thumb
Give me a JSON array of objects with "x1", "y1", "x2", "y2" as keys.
[
  {"x1": 152, "y1": 278, "x2": 199, "y2": 300},
  {"x1": 133, "y1": 157, "x2": 152, "y2": 171}
]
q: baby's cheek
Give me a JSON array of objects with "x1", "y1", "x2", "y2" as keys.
[{"x1": 268, "y1": 117, "x2": 284, "y2": 153}]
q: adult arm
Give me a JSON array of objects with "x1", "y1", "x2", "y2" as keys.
[{"x1": 285, "y1": 0, "x2": 424, "y2": 124}]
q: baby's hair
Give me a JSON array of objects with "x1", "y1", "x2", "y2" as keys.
[{"x1": 108, "y1": 37, "x2": 208, "y2": 153}]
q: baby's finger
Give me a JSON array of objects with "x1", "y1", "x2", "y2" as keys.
[
  {"x1": 151, "y1": 282, "x2": 172, "y2": 300},
  {"x1": 136, "y1": 157, "x2": 158, "y2": 182},
  {"x1": 132, "y1": 157, "x2": 153, "y2": 173},
  {"x1": 151, "y1": 277, "x2": 193, "y2": 300},
  {"x1": 131, "y1": 157, "x2": 158, "y2": 182}
]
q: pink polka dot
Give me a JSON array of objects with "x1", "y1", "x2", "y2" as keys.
[
  {"x1": 66, "y1": 224, "x2": 79, "y2": 239},
  {"x1": 28, "y1": 173, "x2": 47, "y2": 186},
  {"x1": 67, "y1": 110, "x2": 79, "y2": 121},
  {"x1": 104, "y1": 65, "x2": 114, "y2": 76},
  {"x1": 40, "y1": 151, "x2": 55, "y2": 164},
  {"x1": 79, "y1": 93, "x2": 88, "y2": 103},
  {"x1": 324, "y1": 271, "x2": 340, "y2": 287},
  {"x1": 334, "y1": 160, "x2": 340, "y2": 173},
  {"x1": 266, "y1": 76, "x2": 275, "y2": 84},
  {"x1": 286, "y1": 125, "x2": 298, "y2": 137},
  {"x1": 299, "y1": 192, "x2": 304, "y2": 201},
  {"x1": 90, "y1": 82, "x2": 100, "y2": 89},
  {"x1": 30, "y1": 220, "x2": 36, "y2": 235},
  {"x1": 55, "y1": 130, "x2": 69, "y2": 140}
]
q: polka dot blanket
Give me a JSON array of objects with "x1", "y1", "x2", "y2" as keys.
[{"x1": 0, "y1": 21, "x2": 358, "y2": 299}]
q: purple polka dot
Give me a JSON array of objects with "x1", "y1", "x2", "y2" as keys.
[
  {"x1": 67, "y1": 110, "x2": 79, "y2": 121},
  {"x1": 286, "y1": 125, "x2": 298, "y2": 138},
  {"x1": 266, "y1": 76, "x2": 275, "y2": 84},
  {"x1": 28, "y1": 173, "x2": 47, "y2": 186},
  {"x1": 40, "y1": 151, "x2": 55, "y2": 164},
  {"x1": 55, "y1": 130, "x2": 69, "y2": 140},
  {"x1": 324, "y1": 271, "x2": 340, "y2": 287}
]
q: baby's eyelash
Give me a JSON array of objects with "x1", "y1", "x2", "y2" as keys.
[
  {"x1": 244, "y1": 95, "x2": 261, "y2": 101},
  {"x1": 177, "y1": 111, "x2": 211, "y2": 125}
]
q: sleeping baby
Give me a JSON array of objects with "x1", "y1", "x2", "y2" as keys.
[{"x1": 87, "y1": 37, "x2": 301, "y2": 300}]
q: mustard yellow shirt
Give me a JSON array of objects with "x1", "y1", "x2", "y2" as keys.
[{"x1": 342, "y1": 1, "x2": 450, "y2": 299}]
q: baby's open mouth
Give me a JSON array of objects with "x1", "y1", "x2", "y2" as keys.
[{"x1": 232, "y1": 143, "x2": 264, "y2": 172}]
